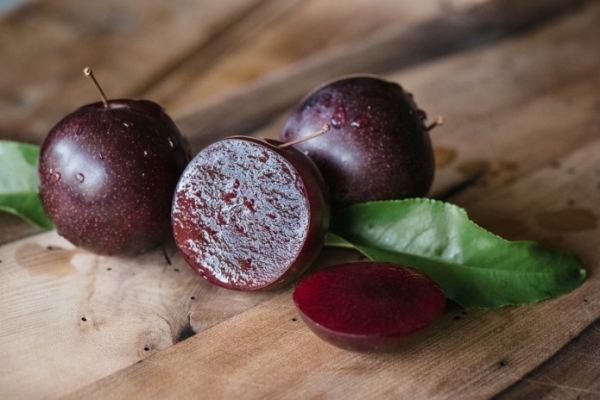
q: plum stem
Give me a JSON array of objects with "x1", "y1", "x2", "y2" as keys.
[
  {"x1": 83, "y1": 67, "x2": 109, "y2": 108},
  {"x1": 426, "y1": 116, "x2": 444, "y2": 131},
  {"x1": 279, "y1": 124, "x2": 331, "y2": 149}
]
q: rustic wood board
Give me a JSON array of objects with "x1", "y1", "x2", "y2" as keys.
[{"x1": 1, "y1": 0, "x2": 600, "y2": 399}]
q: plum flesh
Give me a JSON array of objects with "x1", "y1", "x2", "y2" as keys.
[
  {"x1": 281, "y1": 75, "x2": 435, "y2": 208},
  {"x1": 172, "y1": 136, "x2": 330, "y2": 291},
  {"x1": 293, "y1": 262, "x2": 446, "y2": 352}
]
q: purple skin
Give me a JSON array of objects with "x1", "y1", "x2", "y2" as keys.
[
  {"x1": 38, "y1": 99, "x2": 191, "y2": 256},
  {"x1": 172, "y1": 136, "x2": 330, "y2": 291},
  {"x1": 281, "y1": 75, "x2": 435, "y2": 208},
  {"x1": 293, "y1": 262, "x2": 446, "y2": 352}
]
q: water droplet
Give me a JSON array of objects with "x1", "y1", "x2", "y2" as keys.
[
  {"x1": 54, "y1": 172, "x2": 61, "y2": 181},
  {"x1": 143, "y1": 149, "x2": 153, "y2": 157},
  {"x1": 76, "y1": 173, "x2": 85, "y2": 183},
  {"x1": 123, "y1": 122, "x2": 134, "y2": 128},
  {"x1": 168, "y1": 137, "x2": 175, "y2": 148},
  {"x1": 233, "y1": 179, "x2": 240, "y2": 188},
  {"x1": 303, "y1": 150, "x2": 310, "y2": 156},
  {"x1": 99, "y1": 152, "x2": 104, "y2": 160},
  {"x1": 330, "y1": 105, "x2": 346, "y2": 129},
  {"x1": 351, "y1": 114, "x2": 371, "y2": 129},
  {"x1": 49, "y1": 168, "x2": 54, "y2": 174}
]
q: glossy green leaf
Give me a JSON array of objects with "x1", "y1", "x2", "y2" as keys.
[
  {"x1": 327, "y1": 199, "x2": 586, "y2": 308},
  {"x1": 0, "y1": 141, "x2": 53, "y2": 230}
]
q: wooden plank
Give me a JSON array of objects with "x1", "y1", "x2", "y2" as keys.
[
  {"x1": 173, "y1": 0, "x2": 596, "y2": 152},
  {"x1": 395, "y1": 2, "x2": 600, "y2": 201},
  {"x1": 146, "y1": 0, "x2": 445, "y2": 110},
  {"x1": 0, "y1": 0, "x2": 262, "y2": 145},
  {"x1": 492, "y1": 319, "x2": 600, "y2": 399},
  {"x1": 58, "y1": 89, "x2": 600, "y2": 400},
  {"x1": 0, "y1": 1, "x2": 598, "y2": 399},
  {"x1": 0, "y1": 235, "x2": 276, "y2": 399}
]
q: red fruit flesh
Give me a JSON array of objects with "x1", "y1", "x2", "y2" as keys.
[
  {"x1": 172, "y1": 137, "x2": 329, "y2": 291},
  {"x1": 293, "y1": 262, "x2": 446, "y2": 352}
]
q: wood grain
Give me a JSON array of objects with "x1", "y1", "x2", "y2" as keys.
[
  {"x1": 174, "y1": 0, "x2": 595, "y2": 152},
  {"x1": 59, "y1": 85, "x2": 600, "y2": 400},
  {"x1": 0, "y1": 236, "x2": 275, "y2": 399},
  {"x1": 147, "y1": 0, "x2": 444, "y2": 110},
  {"x1": 493, "y1": 319, "x2": 600, "y2": 399},
  {"x1": 0, "y1": 0, "x2": 262, "y2": 144},
  {"x1": 0, "y1": 0, "x2": 599, "y2": 399}
]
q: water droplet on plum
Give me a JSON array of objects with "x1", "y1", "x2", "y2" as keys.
[
  {"x1": 330, "y1": 105, "x2": 346, "y2": 129},
  {"x1": 54, "y1": 172, "x2": 61, "y2": 181},
  {"x1": 76, "y1": 173, "x2": 85, "y2": 183}
]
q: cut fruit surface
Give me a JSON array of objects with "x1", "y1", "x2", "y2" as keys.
[
  {"x1": 172, "y1": 136, "x2": 329, "y2": 291},
  {"x1": 293, "y1": 262, "x2": 446, "y2": 351}
]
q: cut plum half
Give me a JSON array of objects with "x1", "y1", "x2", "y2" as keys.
[
  {"x1": 293, "y1": 262, "x2": 446, "y2": 352},
  {"x1": 172, "y1": 136, "x2": 330, "y2": 291}
]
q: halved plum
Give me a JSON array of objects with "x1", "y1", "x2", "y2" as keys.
[
  {"x1": 172, "y1": 136, "x2": 330, "y2": 291},
  {"x1": 293, "y1": 262, "x2": 446, "y2": 352}
]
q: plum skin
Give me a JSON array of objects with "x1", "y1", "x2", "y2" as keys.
[
  {"x1": 38, "y1": 99, "x2": 191, "y2": 256},
  {"x1": 293, "y1": 262, "x2": 446, "y2": 352},
  {"x1": 281, "y1": 75, "x2": 435, "y2": 208},
  {"x1": 172, "y1": 136, "x2": 330, "y2": 291}
]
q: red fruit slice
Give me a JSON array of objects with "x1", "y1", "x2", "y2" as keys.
[
  {"x1": 172, "y1": 136, "x2": 329, "y2": 291},
  {"x1": 293, "y1": 262, "x2": 446, "y2": 352}
]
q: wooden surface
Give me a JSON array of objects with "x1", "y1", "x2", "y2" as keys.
[{"x1": 1, "y1": 0, "x2": 600, "y2": 399}]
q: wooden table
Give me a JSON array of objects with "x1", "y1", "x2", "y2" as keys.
[{"x1": 2, "y1": 0, "x2": 600, "y2": 398}]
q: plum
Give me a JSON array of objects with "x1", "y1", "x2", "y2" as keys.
[
  {"x1": 38, "y1": 68, "x2": 191, "y2": 255},
  {"x1": 293, "y1": 262, "x2": 446, "y2": 352},
  {"x1": 281, "y1": 75, "x2": 436, "y2": 208},
  {"x1": 172, "y1": 136, "x2": 330, "y2": 291}
]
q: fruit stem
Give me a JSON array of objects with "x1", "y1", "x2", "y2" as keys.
[
  {"x1": 426, "y1": 116, "x2": 444, "y2": 131},
  {"x1": 83, "y1": 67, "x2": 109, "y2": 108},
  {"x1": 279, "y1": 124, "x2": 331, "y2": 149}
]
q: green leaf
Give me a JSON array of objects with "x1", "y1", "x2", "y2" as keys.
[
  {"x1": 327, "y1": 199, "x2": 586, "y2": 308},
  {"x1": 0, "y1": 141, "x2": 53, "y2": 230}
]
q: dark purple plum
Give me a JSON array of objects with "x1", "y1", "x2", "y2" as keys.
[
  {"x1": 172, "y1": 136, "x2": 330, "y2": 291},
  {"x1": 281, "y1": 75, "x2": 435, "y2": 208},
  {"x1": 293, "y1": 262, "x2": 446, "y2": 352},
  {"x1": 38, "y1": 98, "x2": 191, "y2": 256}
]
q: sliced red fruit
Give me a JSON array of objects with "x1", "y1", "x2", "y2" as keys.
[
  {"x1": 172, "y1": 136, "x2": 329, "y2": 291},
  {"x1": 293, "y1": 262, "x2": 446, "y2": 352}
]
